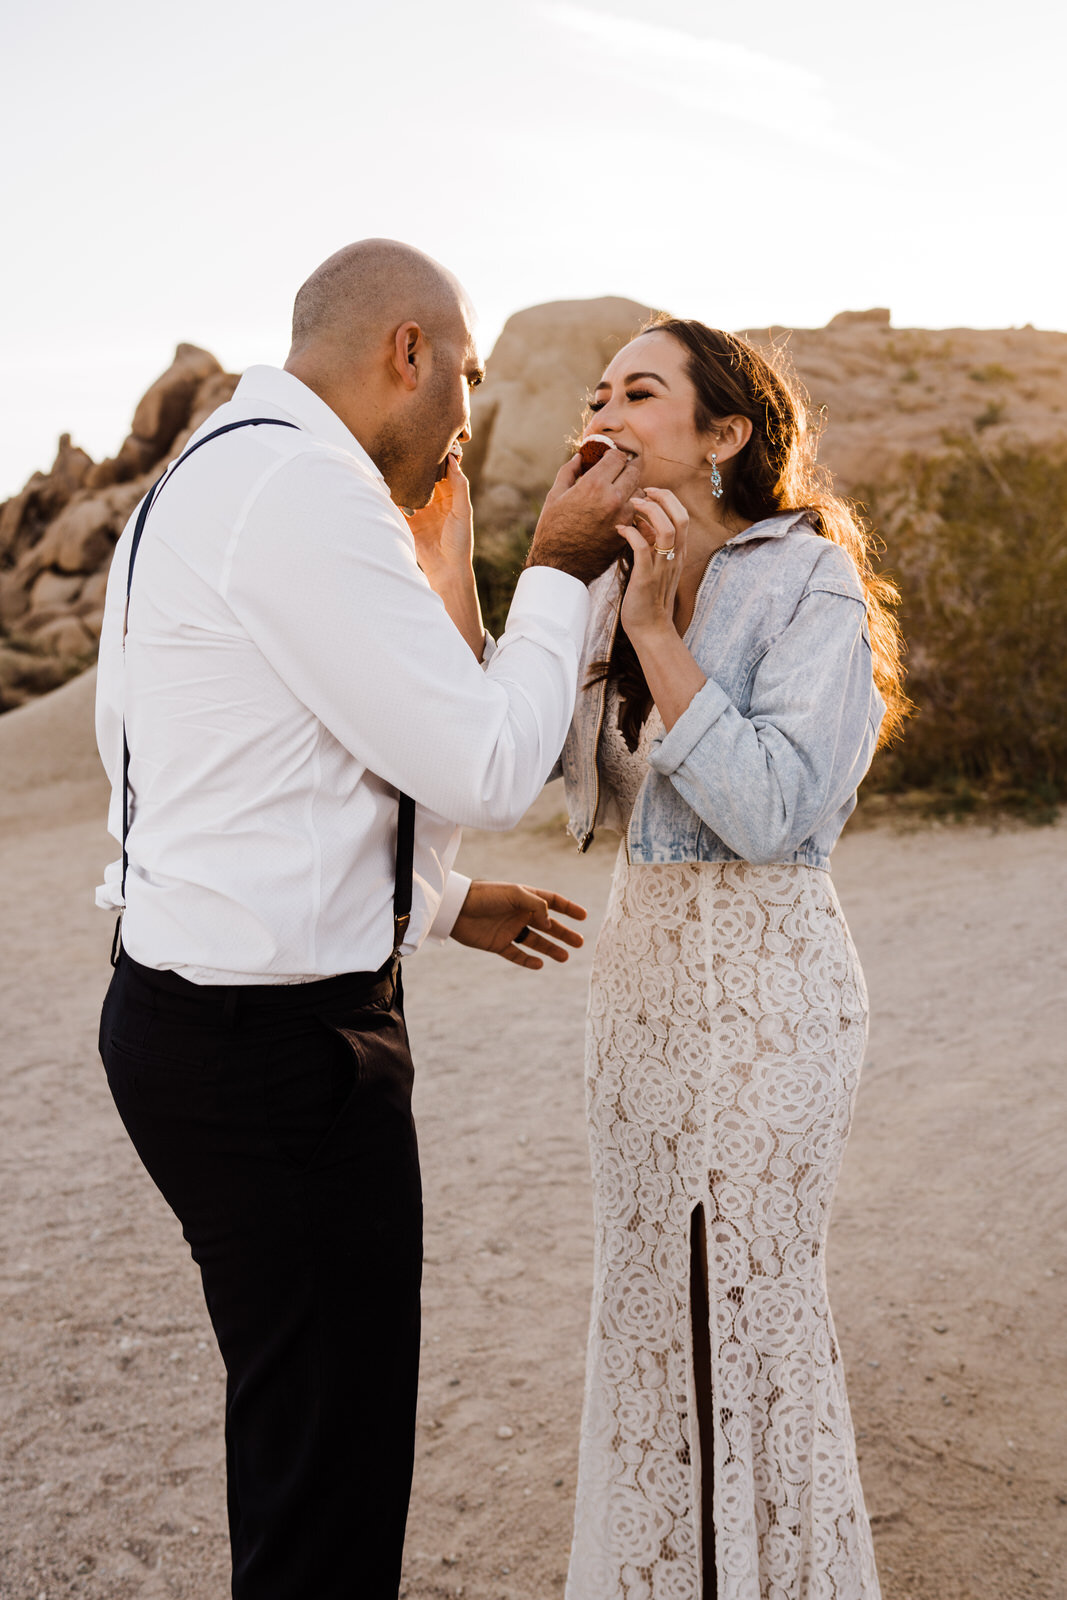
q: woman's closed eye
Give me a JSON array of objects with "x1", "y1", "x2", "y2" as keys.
[{"x1": 587, "y1": 389, "x2": 654, "y2": 413}]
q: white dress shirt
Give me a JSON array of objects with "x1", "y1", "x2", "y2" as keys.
[{"x1": 95, "y1": 366, "x2": 589, "y2": 982}]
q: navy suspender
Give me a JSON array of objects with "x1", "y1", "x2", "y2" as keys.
[{"x1": 114, "y1": 417, "x2": 415, "y2": 967}]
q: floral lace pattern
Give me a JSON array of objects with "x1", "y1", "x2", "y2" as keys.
[{"x1": 567, "y1": 695, "x2": 881, "y2": 1600}]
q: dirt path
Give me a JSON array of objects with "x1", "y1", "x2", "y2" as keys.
[{"x1": 1, "y1": 763, "x2": 1064, "y2": 1599}]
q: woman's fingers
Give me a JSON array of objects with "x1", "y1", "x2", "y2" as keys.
[
  {"x1": 630, "y1": 489, "x2": 688, "y2": 562},
  {"x1": 631, "y1": 497, "x2": 671, "y2": 541}
]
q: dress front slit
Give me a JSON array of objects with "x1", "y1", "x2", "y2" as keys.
[
  {"x1": 565, "y1": 692, "x2": 881, "y2": 1600},
  {"x1": 690, "y1": 1204, "x2": 717, "y2": 1599}
]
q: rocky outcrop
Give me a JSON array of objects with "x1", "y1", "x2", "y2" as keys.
[
  {"x1": 2, "y1": 306, "x2": 1066, "y2": 716},
  {"x1": 465, "y1": 302, "x2": 1067, "y2": 523},
  {"x1": 466, "y1": 297, "x2": 656, "y2": 529},
  {"x1": 742, "y1": 317, "x2": 1067, "y2": 494},
  {"x1": 0, "y1": 346, "x2": 238, "y2": 710}
]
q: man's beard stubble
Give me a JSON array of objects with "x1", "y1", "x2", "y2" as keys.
[{"x1": 375, "y1": 373, "x2": 455, "y2": 511}]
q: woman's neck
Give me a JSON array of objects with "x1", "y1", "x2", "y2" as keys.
[{"x1": 673, "y1": 496, "x2": 752, "y2": 627}]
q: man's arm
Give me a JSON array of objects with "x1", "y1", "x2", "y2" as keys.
[{"x1": 223, "y1": 453, "x2": 587, "y2": 831}]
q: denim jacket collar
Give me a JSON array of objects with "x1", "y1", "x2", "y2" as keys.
[{"x1": 559, "y1": 510, "x2": 882, "y2": 867}]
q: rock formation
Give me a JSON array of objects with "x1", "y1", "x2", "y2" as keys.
[
  {"x1": 466, "y1": 302, "x2": 1067, "y2": 525},
  {"x1": 466, "y1": 296, "x2": 657, "y2": 528},
  {"x1": 2, "y1": 306, "x2": 1066, "y2": 715},
  {"x1": 0, "y1": 346, "x2": 237, "y2": 710}
]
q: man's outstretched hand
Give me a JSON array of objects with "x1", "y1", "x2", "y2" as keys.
[{"x1": 451, "y1": 880, "x2": 587, "y2": 970}]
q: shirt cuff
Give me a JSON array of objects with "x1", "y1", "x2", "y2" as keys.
[
  {"x1": 428, "y1": 870, "x2": 471, "y2": 941},
  {"x1": 648, "y1": 677, "x2": 732, "y2": 774},
  {"x1": 95, "y1": 857, "x2": 125, "y2": 911},
  {"x1": 508, "y1": 564, "x2": 590, "y2": 639}
]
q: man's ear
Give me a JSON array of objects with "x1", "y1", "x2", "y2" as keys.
[{"x1": 391, "y1": 321, "x2": 424, "y2": 392}]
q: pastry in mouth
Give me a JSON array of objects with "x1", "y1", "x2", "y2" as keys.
[
  {"x1": 577, "y1": 433, "x2": 635, "y2": 475},
  {"x1": 435, "y1": 442, "x2": 464, "y2": 481}
]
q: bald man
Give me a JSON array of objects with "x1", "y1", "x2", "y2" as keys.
[{"x1": 95, "y1": 240, "x2": 639, "y2": 1599}]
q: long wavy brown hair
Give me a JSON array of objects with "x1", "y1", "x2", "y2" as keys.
[{"x1": 590, "y1": 316, "x2": 910, "y2": 752}]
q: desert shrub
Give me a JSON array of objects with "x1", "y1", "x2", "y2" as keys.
[
  {"x1": 969, "y1": 362, "x2": 1016, "y2": 384},
  {"x1": 474, "y1": 443, "x2": 1067, "y2": 822},
  {"x1": 473, "y1": 520, "x2": 535, "y2": 640},
  {"x1": 974, "y1": 400, "x2": 1007, "y2": 432},
  {"x1": 862, "y1": 439, "x2": 1067, "y2": 817}
]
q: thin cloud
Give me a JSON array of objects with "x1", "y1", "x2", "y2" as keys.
[{"x1": 539, "y1": 2, "x2": 895, "y2": 170}]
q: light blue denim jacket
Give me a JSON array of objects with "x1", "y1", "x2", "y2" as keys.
[{"x1": 558, "y1": 512, "x2": 885, "y2": 868}]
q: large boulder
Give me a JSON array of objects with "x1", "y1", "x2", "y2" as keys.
[
  {"x1": 0, "y1": 346, "x2": 237, "y2": 711},
  {"x1": 130, "y1": 342, "x2": 222, "y2": 453},
  {"x1": 86, "y1": 343, "x2": 224, "y2": 490},
  {"x1": 468, "y1": 297, "x2": 655, "y2": 528}
]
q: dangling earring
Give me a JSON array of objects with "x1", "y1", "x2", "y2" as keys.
[{"x1": 709, "y1": 453, "x2": 724, "y2": 499}]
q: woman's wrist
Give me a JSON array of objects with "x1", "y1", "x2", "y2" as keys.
[
  {"x1": 434, "y1": 566, "x2": 485, "y2": 659},
  {"x1": 630, "y1": 623, "x2": 706, "y2": 731}
]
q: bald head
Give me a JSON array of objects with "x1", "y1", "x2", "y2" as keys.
[
  {"x1": 289, "y1": 238, "x2": 473, "y2": 368},
  {"x1": 284, "y1": 239, "x2": 483, "y2": 510}
]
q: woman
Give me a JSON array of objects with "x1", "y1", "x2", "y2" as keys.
[{"x1": 556, "y1": 318, "x2": 907, "y2": 1600}]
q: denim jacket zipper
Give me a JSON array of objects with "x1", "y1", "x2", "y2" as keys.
[{"x1": 578, "y1": 581, "x2": 624, "y2": 854}]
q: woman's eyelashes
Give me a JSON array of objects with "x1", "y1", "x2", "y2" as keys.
[{"x1": 587, "y1": 389, "x2": 653, "y2": 414}]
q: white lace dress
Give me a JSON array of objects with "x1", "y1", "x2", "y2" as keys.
[{"x1": 566, "y1": 691, "x2": 881, "y2": 1600}]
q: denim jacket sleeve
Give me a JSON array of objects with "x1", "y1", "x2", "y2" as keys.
[{"x1": 648, "y1": 585, "x2": 882, "y2": 863}]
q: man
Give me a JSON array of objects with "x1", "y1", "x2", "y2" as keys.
[{"x1": 95, "y1": 239, "x2": 639, "y2": 1599}]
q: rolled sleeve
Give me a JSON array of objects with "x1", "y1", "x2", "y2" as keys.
[{"x1": 649, "y1": 589, "x2": 880, "y2": 862}]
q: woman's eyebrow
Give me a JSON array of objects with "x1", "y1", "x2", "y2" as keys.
[{"x1": 593, "y1": 370, "x2": 668, "y2": 392}]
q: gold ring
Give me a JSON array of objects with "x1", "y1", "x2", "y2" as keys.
[{"x1": 653, "y1": 546, "x2": 676, "y2": 560}]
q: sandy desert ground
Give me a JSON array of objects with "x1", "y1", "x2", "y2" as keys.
[{"x1": 1, "y1": 672, "x2": 1065, "y2": 1600}]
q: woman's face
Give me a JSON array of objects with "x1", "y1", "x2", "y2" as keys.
[{"x1": 586, "y1": 331, "x2": 712, "y2": 494}]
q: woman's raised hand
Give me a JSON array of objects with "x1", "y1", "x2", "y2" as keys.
[
  {"x1": 403, "y1": 456, "x2": 485, "y2": 658},
  {"x1": 404, "y1": 453, "x2": 474, "y2": 581},
  {"x1": 618, "y1": 487, "x2": 689, "y2": 639}
]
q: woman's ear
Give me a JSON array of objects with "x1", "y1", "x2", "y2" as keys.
[
  {"x1": 704, "y1": 414, "x2": 753, "y2": 466},
  {"x1": 391, "y1": 321, "x2": 424, "y2": 391}
]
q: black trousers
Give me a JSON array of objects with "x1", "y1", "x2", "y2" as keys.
[{"x1": 99, "y1": 950, "x2": 423, "y2": 1600}]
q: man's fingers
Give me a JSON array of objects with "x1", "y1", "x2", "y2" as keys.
[
  {"x1": 552, "y1": 454, "x2": 583, "y2": 495},
  {"x1": 501, "y1": 943, "x2": 544, "y2": 970},
  {"x1": 529, "y1": 888, "x2": 587, "y2": 921},
  {"x1": 510, "y1": 927, "x2": 572, "y2": 963},
  {"x1": 521, "y1": 899, "x2": 585, "y2": 948},
  {"x1": 586, "y1": 446, "x2": 640, "y2": 486}
]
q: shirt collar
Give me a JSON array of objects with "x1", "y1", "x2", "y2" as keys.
[{"x1": 231, "y1": 365, "x2": 386, "y2": 486}]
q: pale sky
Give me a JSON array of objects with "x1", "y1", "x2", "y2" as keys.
[{"x1": 2, "y1": 0, "x2": 1063, "y2": 500}]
